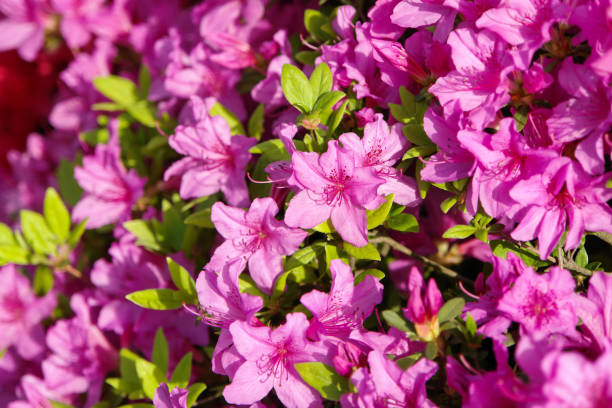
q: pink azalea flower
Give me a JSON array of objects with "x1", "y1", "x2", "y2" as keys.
[
  {"x1": 301, "y1": 259, "x2": 383, "y2": 340},
  {"x1": 547, "y1": 60, "x2": 612, "y2": 175},
  {"x1": 164, "y1": 98, "x2": 256, "y2": 207},
  {"x1": 429, "y1": 27, "x2": 514, "y2": 129},
  {"x1": 223, "y1": 313, "x2": 327, "y2": 408},
  {"x1": 404, "y1": 267, "x2": 443, "y2": 341},
  {"x1": 509, "y1": 158, "x2": 612, "y2": 259},
  {"x1": 574, "y1": 271, "x2": 612, "y2": 351},
  {"x1": 285, "y1": 140, "x2": 385, "y2": 247},
  {"x1": 391, "y1": 0, "x2": 457, "y2": 42},
  {"x1": 458, "y1": 117, "x2": 559, "y2": 218},
  {"x1": 73, "y1": 130, "x2": 146, "y2": 229},
  {"x1": 0, "y1": 0, "x2": 48, "y2": 61},
  {"x1": 207, "y1": 197, "x2": 308, "y2": 293},
  {"x1": 497, "y1": 266, "x2": 578, "y2": 337},
  {"x1": 0, "y1": 265, "x2": 56, "y2": 360},
  {"x1": 153, "y1": 383, "x2": 188, "y2": 408},
  {"x1": 341, "y1": 351, "x2": 438, "y2": 408},
  {"x1": 339, "y1": 114, "x2": 421, "y2": 206}
]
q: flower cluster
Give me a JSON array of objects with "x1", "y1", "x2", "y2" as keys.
[{"x1": 1, "y1": 0, "x2": 611, "y2": 407}]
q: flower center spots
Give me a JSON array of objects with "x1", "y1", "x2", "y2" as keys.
[
  {"x1": 256, "y1": 344, "x2": 290, "y2": 383},
  {"x1": 522, "y1": 289, "x2": 557, "y2": 328},
  {"x1": 321, "y1": 168, "x2": 352, "y2": 206}
]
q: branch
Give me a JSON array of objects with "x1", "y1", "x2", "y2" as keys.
[
  {"x1": 370, "y1": 236, "x2": 474, "y2": 285},
  {"x1": 593, "y1": 231, "x2": 612, "y2": 248}
]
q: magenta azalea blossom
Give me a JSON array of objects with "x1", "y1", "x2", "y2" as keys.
[
  {"x1": 0, "y1": 0, "x2": 48, "y2": 61},
  {"x1": 404, "y1": 267, "x2": 443, "y2": 341},
  {"x1": 223, "y1": 313, "x2": 327, "y2": 408},
  {"x1": 285, "y1": 140, "x2": 385, "y2": 247},
  {"x1": 575, "y1": 271, "x2": 612, "y2": 351},
  {"x1": 498, "y1": 266, "x2": 578, "y2": 337},
  {"x1": 207, "y1": 197, "x2": 307, "y2": 293},
  {"x1": 73, "y1": 133, "x2": 146, "y2": 229},
  {"x1": 153, "y1": 383, "x2": 188, "y2": 408},
  {"x1": 301, "y1": 259, "x2": 383, "y2": 340},
  {"x1": 164, "y1": 99, "x2": 256, "y2": 207}
]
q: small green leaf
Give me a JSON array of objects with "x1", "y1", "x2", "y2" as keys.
[
  {"x1": 281, "y1": 64, "x2": 314, "y2": 113},
  {"x1": 284, "y1": 245, "x2": 319, "y2": 272},
  {"x1": 93, "y1": 76, "x2": 139, "y2": 105},
  {"x1": 576, "y1": 247, "x2": 588, "y2": 268},
  {"x1": 167, "y1": 258, "x2": 197, "y2": 302},
  {"x1": 20, "y1": 210, "x2": 57, "y2": 255},
  {"x1": 489, "y1": 239, "x2": 552, "y2": 268},
  {"x1": 402, "y1": 145, "x2": 437, "y2": 160},
  {"x1": 326, "y1": 99, "x2": 348, "y2": 135},
  {"x1": 238, "y1": 274, "x2": 266, "y2": 298},
  {"x1": 249, "y1": 139, "x2": 289, "y2": 158},
  {"x1": 248, "y1": 104, "x2": 265, "y2": 140},
  {"x1": 184, "y1": 208, "x2": 214, "y2": 228},
  {"x1": 56, "y1": 159, "x2": 82, "y2": 207},
  {"x1": 209, "y1": 103, "x2": 246, "y2": 135},
  {"x1": 44, "y1": 188, "x2": 70, "y2": 242},
  {"x1": 118, "y1": 404, "x2": 154, "y2": 408},
  {"x1": 440, "y1": 196, "x2": 457, "y2": 214},
  {"x1": 135, "y1": 358, "x2": 166, "y2": 399},
  {"x1": 313, "y1": 219, "x2": 335, "y2": 233},
  {"x1": 354, "y1": 268, "x2": 385, "y2": 284},
  {"x1": 386, "y1": 213, "x2": 419, "y2": 232},
  {"x1": 381, "y1": 310, "x2": 412, "y2": 332},
  {"x1": 343, "y1": 242, "x2": 380, "y2": 261},
  {"x1": 127, "y1": 100, "x2": 157, "y2": 127},
  {"x1": 437, "y1": 297, "x2": 465, "y2": 324},
  {"x1": 474, "y1": 228, "x2": 488, "y2": 243},
  {"x1": 514, "y1": 108, "x2": 528, "y2": 132},
  {"x1": 0, "y1": 245, "x2": 30, "y2": 265},
  {"x1": 0, "y1": 223, "x2": 15, "y2": 246},
  {"x1": 424, "y1": 341, "x2": 438, "y2": 360},
  {"x1": 366, "y1": 195, "x2": 394, "y2": 230},
  {"x1": 33, "y1": 265, "x2": 54, "y2": 296},
  {"x1": 80, "y1": 128, "x2": 110, "y2": 145},
  {"x1": 442, "y1": 225, "x2": 476, "y2": 239},
  {"x1": 92, "y1": 102, "x2": 123, "y2": 111},
  {"x1": 303, "y1": 9, "x2": 336, "y2": 42},
  {"x1": 169, "y1": 352, "x2": 192, "y2": 389},
  {"x1": 124, "y1": 220, "x2": 161, "y2": 251},
  {"x1": 312, "y1": 90, "x2": 345, "y2": 113},
  {"x1": 186, "y1": 383, "x2": 207, "y2": 408},
  {"x1": 50, "y1": 401, "x2": 76, "y2": 408},
  {"x1": 465, "y1": 313, "x2": 477, "y2": 336},
  {"x1": 294, "y1": 362, "x2": 351, "y2": 401},
  {"x1": 309, "y1": 62, "x2": 333, "y2": 98},
  {"x1": 139, "y1": 64, "x2": 152, "y2": 98},
  {"x1": 67, "y1": 219, "x2": 87, "y2": 248},
  {"x1": 126, "y1": 289, "x2": 188, "y2": 310},
  {"x1": 152, "y1": 328, "x2": 169, "y2": 375}
]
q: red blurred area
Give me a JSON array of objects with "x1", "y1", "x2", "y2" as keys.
[{"x1": 0, "y1": 49, "x2": 69, "y2": 168}]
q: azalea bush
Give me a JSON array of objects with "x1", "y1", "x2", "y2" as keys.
[{"x1": 1, "y1": 0, "x2": 612, "y2": 407}]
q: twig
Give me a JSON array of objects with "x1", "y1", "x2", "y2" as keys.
[
  {"x1": 562, "y1": 257, "x2": 593, "y2": 276},
  {"x1": 593, "y1": 231, "x2": 612, "y2": 247},
  {"x1": 369, "y1": 236, "x2": 474, "y2": 285}
]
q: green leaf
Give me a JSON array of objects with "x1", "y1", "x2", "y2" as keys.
[
  {"x1": 309, "y1": 62, "x2": 333, "y2": 98},
  {"x1": 127, "y1": 100, "x2": 157, "y2": 127},
  {"x1": 465, "y1": 313, "x2": 477, "y2": 336},
  {"x1": 440, "y1": 196, "x2": 457, "y2": 214},
  {"x1": 93, "y1": 76, "x2": 139, "y2": 105},
  {"x1": 152, "y1": 328, "x2": 169, "y2": 375},
  {"x1": 437, "y1": 297, "x2": 465, "y2": 324},
  {"x1": 67, "y1": 219, "x2": 87, "y2": 248},
  {"x1": 92, "y1": 102, "x2": 123, "y2": 111},
  {"x1": 386, "y1": 213, "x2": 419, "y2": 232},
  {"x1": 249, "y1": 139, "x2": 289, "y2": 157},
  {"x1": 281, "y1": 64, "x2": 314, "y2": 113},
  {"x1": 489, "y1": 239, "x2": 552, "y2": 268},
  {"x1": 576, "y1": 247, "x2": 588, "y2": 268},
  {"x1": 248, "y1": 104, "x2": 265, "y2": 140},
  {"x1": 295, "y1": 50, "x2": 319, "y2": 65},
  {"x1": 169, "y1": 352, "x2": 192, "y2": 389},
  {"x1": 284, "y1": 245, "x2": 319, "y2": 272},
  {"x1": 80, "y1": 128, "x2": 110, "y2": 145},
  {"x1": 167, "y1": 258, "x2": 197, "y2": 302},
  {"x1": 402, "y1": 145, "x2": 437, "y2": 160},
  {"x1": 326, "y1": 99, "x2": 348, "y2": 135},
  {"x1": 126, "y1": 289, "x2": 188, "y2": 310},
  {"x1": 20, "y1": 210, "x2": 57, "y2": 255},
  {"x1": 381, "y1": 310, "x2": 412, "y2": 332},
  {"x1": 50, "y1": 401, "x2": 76, "y2": 408},
  {"x1": 442, "y1": 225, "x2": 476, "y2": 239},
  {"x1": 210, "y1": 103, "x2": 246, "y2": 135},
  {"x1": 0, "y1": 223, "x2": 15, "y2": 246},
  {"x1": 343, "y1": 242, "x2": 380, "y2": 261},
  {"x1": 135, "y1": 358, "x2": 166, "y2": 399},
  {"x1": 312, "y1": 218, "x2": 335, "y2": 233},
  {"x1": 303, "y1": 9, "x2": 336, "y2": 42},
  {"x1": 0, "y1": 245, "x2": 30, "y2": 265},
  {"x1": 161, "y1": 202, "x2": 186, "y2": 252},
  {"x1": 312, "y1": 90, "x2": 345, "y2": 113},
  {"x1": 424, "y1": 341, "x2": 438, "y2": 360},
  {"x1": 514, "y1": 108, "x2": 528, "y2": 132},
  {"x1": 354, "y1": 268, "x2": 385, "y2": 284},
  {"x1": 416, "y1": 160, "x2": 430, "y2": 199},
  {"x1": 238, "y1": 274, "x2": 266, "y2": 298},
  {"x1": 186, "y1": 382, "x2": 207, "y2": 408},
  {"x1": 474, "y1": 228, "x2": 488, "y2": 243},
  {"x1": 294, "y1": 362, "x2": 351, "y2": 401},
  {"x1": 184, "y1": 208, "x2": 214, "y2": 228},
  {"x1": 33, "y1": 265, "x2": 54, "y2": 295},
  {"x1": 118, "y1": 405, "x2": 154, "y2": 408},
  {"x1": 123, "y1": 220, "x2": 161, "y2": 251},
  {"x1": 56, "y1": 159, "x2": 82, "y2": 207},
  {"x1": 366, "y1": 194, "x2": 394, "y2": 229},
  {"x1": 139, "y1": 64, "x2": 152, "y2": 98},
  {"x1": 44, "y1": 188, "x2": 70, "y2": 242}
]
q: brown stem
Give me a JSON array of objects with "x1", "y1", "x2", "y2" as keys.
[
  {"x1": 369, "y1": 236, "x2": 474, "y2": 285},
  {"x1": 594, "y1": 231, "x2": 612, "y2": 248}
]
